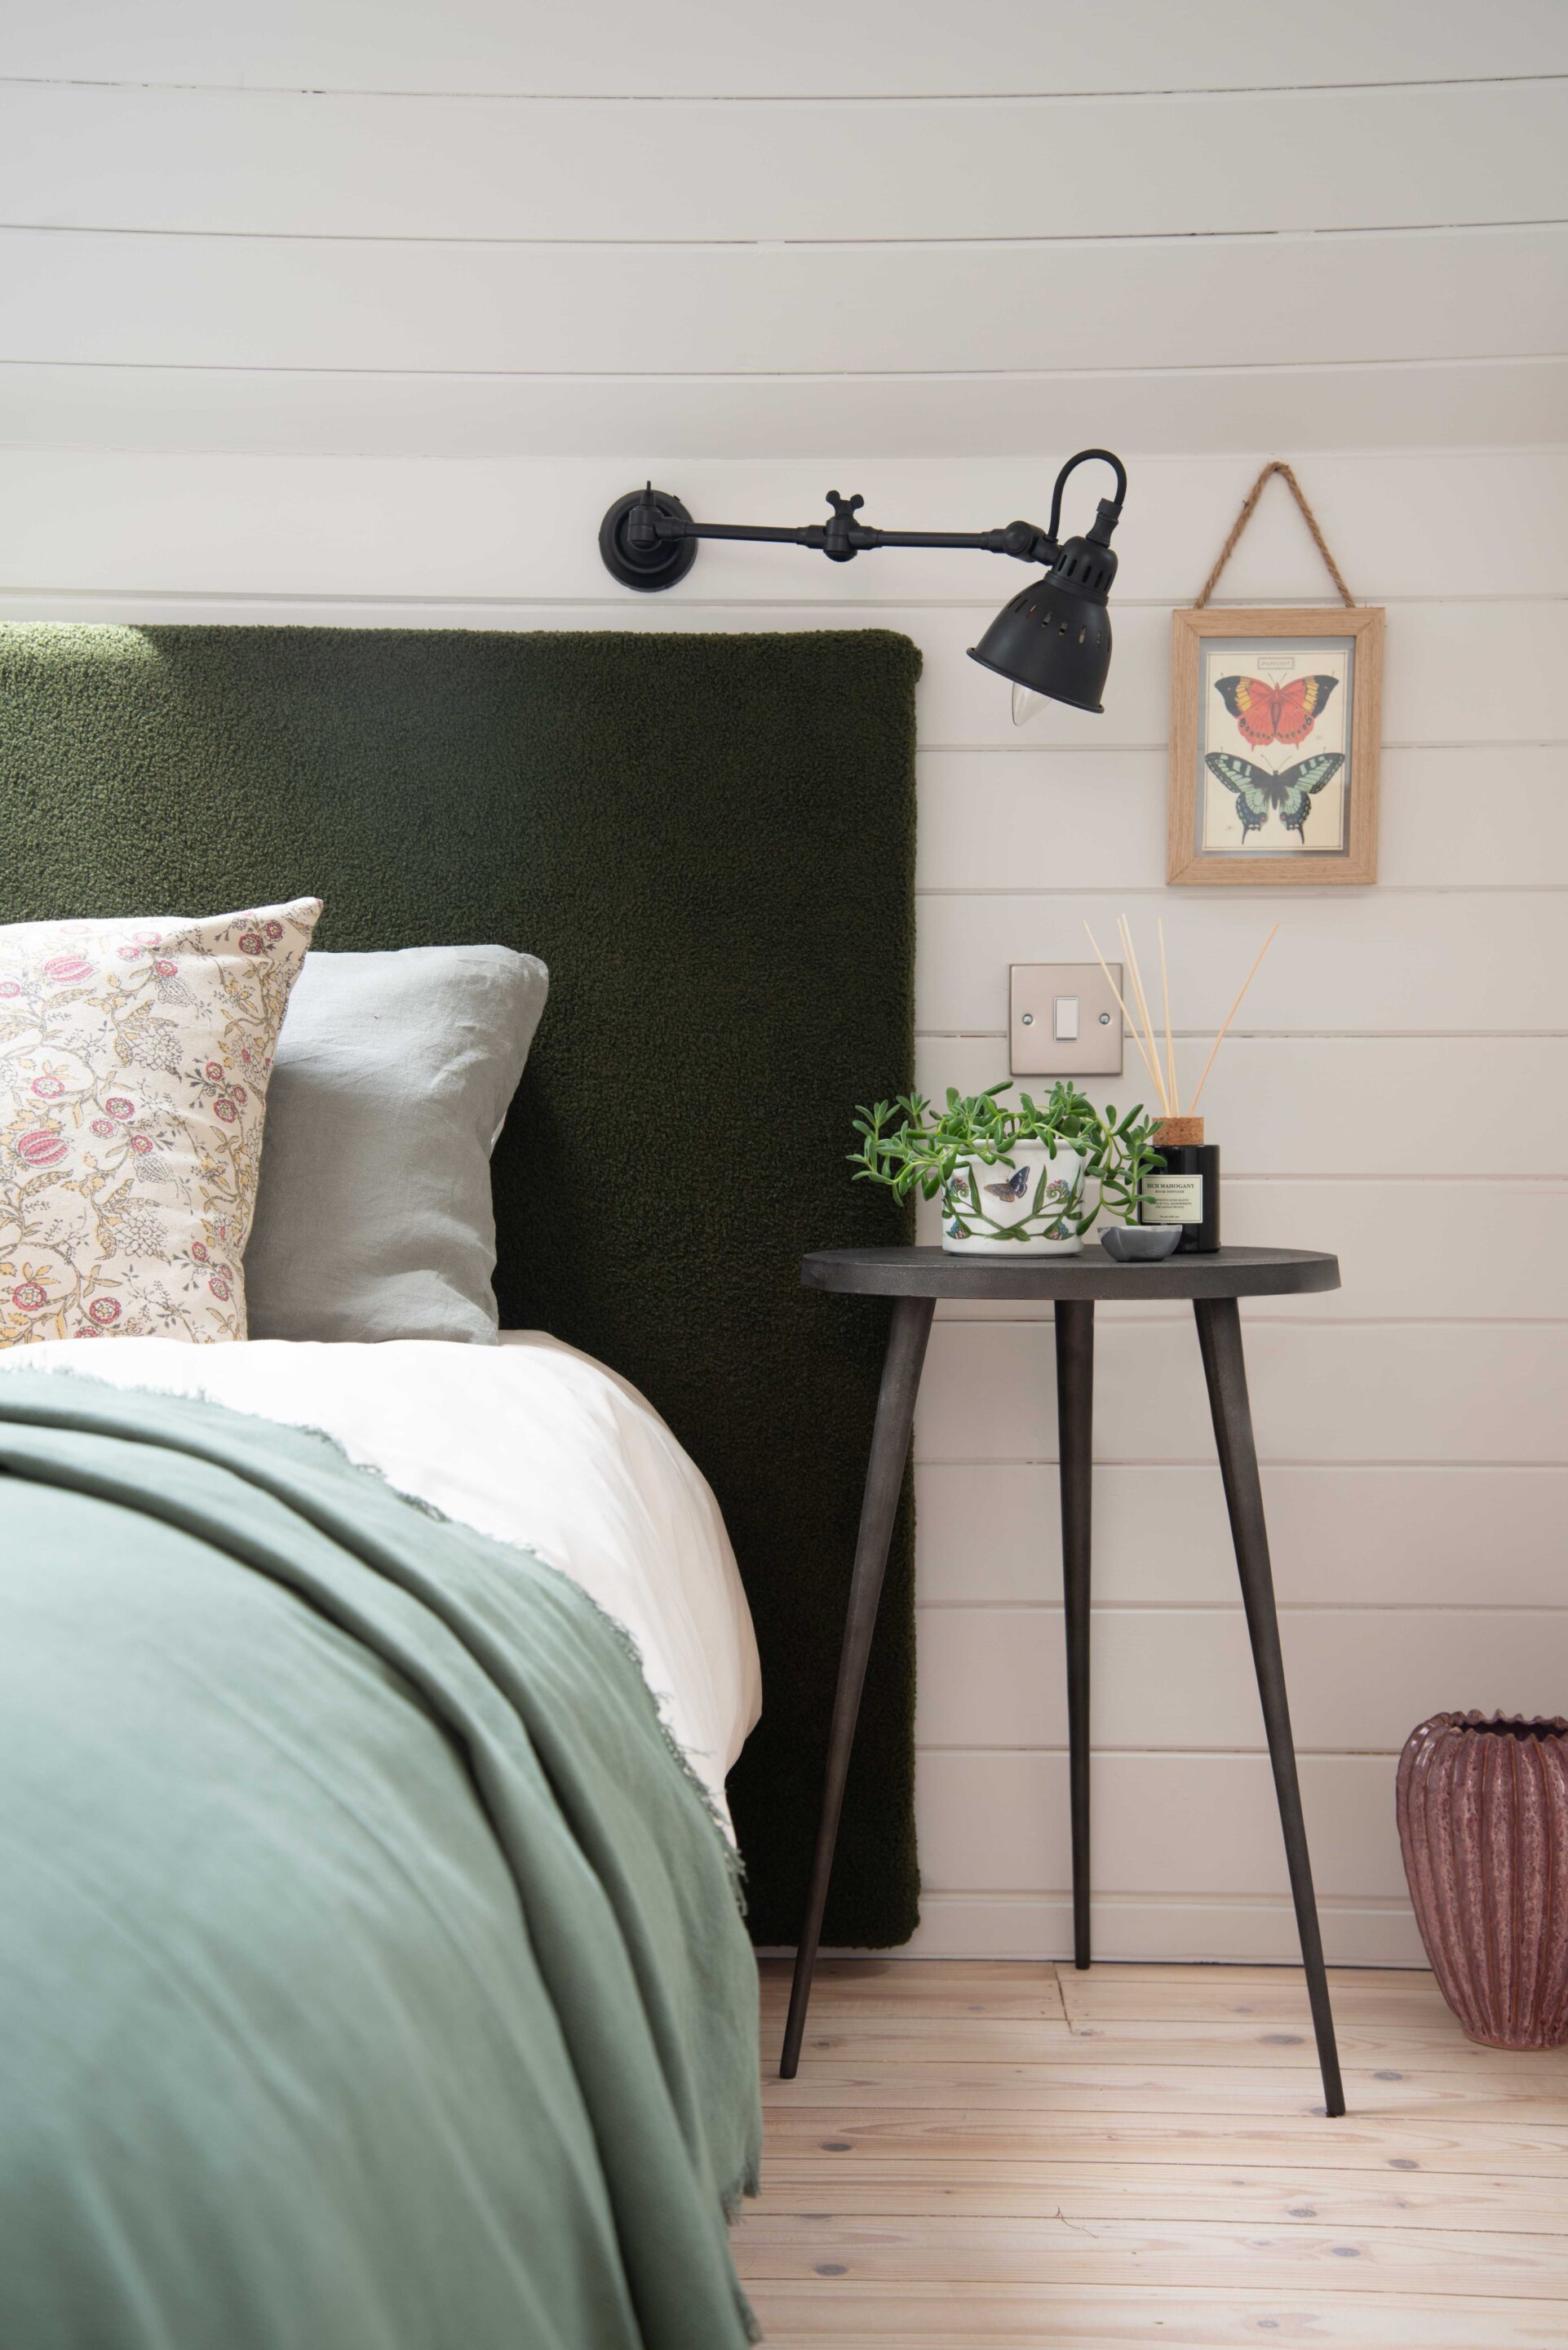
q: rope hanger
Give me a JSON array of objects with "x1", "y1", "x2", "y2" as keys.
[{"x1": 1193, "y1": 460, "x2": 1357, "y2": 611}]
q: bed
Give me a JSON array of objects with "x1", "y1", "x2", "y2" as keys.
[
  {"x1": 0, "y1": 621, "x2": 919, "y2": 2348},
  {"x1": 0, "y1": 619, "x2": 923, "y2": 1952}
]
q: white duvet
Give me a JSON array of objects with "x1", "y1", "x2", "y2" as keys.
[{"x1": 0, "y1": 1333, "x2": 761, "y2": 1829}]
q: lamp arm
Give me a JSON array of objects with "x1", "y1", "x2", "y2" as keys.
[
  {"x1": 600, "y1": 451, "x2": 1125, "y2": 595},
  {"x1": 631, "y1": 489, "x2": 1057, "y2": 569}
]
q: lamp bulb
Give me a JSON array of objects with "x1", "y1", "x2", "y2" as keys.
[{"x1": 1010, "y1": 682, "x2": 1047, "y2": 729}]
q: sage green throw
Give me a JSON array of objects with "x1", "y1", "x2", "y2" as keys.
[{"x1": 0, "y1": 1372, "x2": 761, "y2": 2350}]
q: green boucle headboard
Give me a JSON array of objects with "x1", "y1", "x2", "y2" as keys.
[{"x1": 0, "y1": 621, "x2": 921, "y2": 1948}]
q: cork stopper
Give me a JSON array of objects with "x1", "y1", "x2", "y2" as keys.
[{"x1": 1154, "y1": 1116, "x2": 1205, "y2": 1148}]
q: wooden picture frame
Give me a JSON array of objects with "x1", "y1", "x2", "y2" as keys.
[{"x1": 1167, "y1": 605, "x2": 1384, "y2": 886}]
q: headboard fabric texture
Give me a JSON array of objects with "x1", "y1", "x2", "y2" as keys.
[{"x1": 0, "y1": 623, "x2": 921, "y2": 1948}]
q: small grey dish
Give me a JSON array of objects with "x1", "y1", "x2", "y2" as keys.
[{"x1": 1100, "y1": 1223, "x2": 1183, "y2": 1263}]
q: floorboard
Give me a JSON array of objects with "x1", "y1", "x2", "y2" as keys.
[{"x1": 742, "y1": 1960, "x2": 1568, "y2": 2346}]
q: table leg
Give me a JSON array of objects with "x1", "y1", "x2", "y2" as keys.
[
  {"x1": 1054, "y1": 1299, "x2": 1094, "y2": 1971},
  {"x1": 1194, "y1": 1297, "x2": 1346, "y2": 2117},
  {"x1": 780, "y1": 1292, "x2": 936, "y2": 2078}
]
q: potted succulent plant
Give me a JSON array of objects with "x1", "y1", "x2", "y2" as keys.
[{"x1": 848, "y1": 1082, "x2": 1164, "y2": 1257}]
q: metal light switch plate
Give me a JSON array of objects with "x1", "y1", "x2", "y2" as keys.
[{"x1": 1010, "y1": 961, "x2": 1124, "y2": 1078}]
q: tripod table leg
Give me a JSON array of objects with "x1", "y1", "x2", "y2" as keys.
[
  {"x1": 780, "y1": 1292, "x2": 936, "y2": 2077},
  {"x1": 1054, "y1": 1299, "x2": 1095, "y2": 1971},
  {"x1": 1194, "y1": 1296, "x2": 1346, "y2": 2118}
]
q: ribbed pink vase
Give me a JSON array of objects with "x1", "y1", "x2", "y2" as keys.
[{"x1": 1397, "y1": 1712, "x2": 1568, "y2": 2050}]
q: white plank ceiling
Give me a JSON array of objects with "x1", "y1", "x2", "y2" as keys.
[{"x1": 2, "y1": 1, "x2": 1565, "y2": 456}]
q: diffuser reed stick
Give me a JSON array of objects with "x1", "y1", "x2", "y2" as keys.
[
  {"x1": 1117, "y1": 916, "x2": 1167, "y2": 1118},
  {"x1": 1083, "y1": 924, "x2": 1167, "y2": 1109},
  {"x1": 1158, "y1": 918, "x2": 1177, "y2": 1115},
  {"x1": 1188, "y1": 921, "x2": 1279, "y2": 1115},
  {"x1": 1083, "y1": 916, "x2": 1278, "y2": 1120}
]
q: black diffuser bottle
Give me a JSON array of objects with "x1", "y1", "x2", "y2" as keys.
[{"x1": 1140, "y1": 1115, "x2": 1220, "y2": 1253}]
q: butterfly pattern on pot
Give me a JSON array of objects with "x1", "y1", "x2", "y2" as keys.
[
  {"x1": 1213, "y1": 672, "x2": 1338, "y2": 747},
  {"x1": 983, "y1": 1164, "x2": 1032, "y2": 1203},
  {"x1": 1206, "y1": 751, "x2": 1344, "y2": 842}
]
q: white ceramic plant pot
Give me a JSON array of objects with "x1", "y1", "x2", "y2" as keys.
[{"x1": 941, "y1": 1146, "x2": 1086, "y2": 1256}]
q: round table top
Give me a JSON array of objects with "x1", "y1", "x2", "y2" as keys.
[{"x1": 801, "y1": 1243, "x2": 1340, "y2": 1302}]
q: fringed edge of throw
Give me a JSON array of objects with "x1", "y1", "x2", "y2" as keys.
[{"x1": 343, "y1": 1442, "x2": 752, "y2": 1914}]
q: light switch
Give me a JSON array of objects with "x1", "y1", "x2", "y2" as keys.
[{"x1": 1011, "y1": 962, "x2": 1123, "y2": 1078}]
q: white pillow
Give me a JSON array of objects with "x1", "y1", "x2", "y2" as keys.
[{"x1": 0, "y1": 899, "x2": 321, "y2": 1343}]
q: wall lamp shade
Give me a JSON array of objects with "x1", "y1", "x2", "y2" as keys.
[
  {"x1": 968, "y1": 570, "x2": 1114, "y2": 716},
  {"x1": 968, "y1": 494, "x2": 1122, "y2": 719},
  {"x1": 596, "y1": 450, "x2": 1127, "y2": 723}
]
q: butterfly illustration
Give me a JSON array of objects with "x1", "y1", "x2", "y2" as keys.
[
  {"x1": 984, "y1": 1164, "x2": 1031, "y2": 1203},
  {"x1": 1206, "y1": 752, "x2": 1344, "y2": 841},
  {"x1": 1214, "y1": 672, "x2": 1338, "y2": 747}
]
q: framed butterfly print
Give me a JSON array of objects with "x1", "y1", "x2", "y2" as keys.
[{"x1": 1167, "y1": 605, "x2": 1384, "y2": 886}]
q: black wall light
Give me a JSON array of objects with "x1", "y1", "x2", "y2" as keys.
[{"x1": 598, "y1": 449, "x2": 1127, "y2": 725}]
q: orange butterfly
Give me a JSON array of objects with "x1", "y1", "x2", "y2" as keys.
[{"x1": 1214, "y1": 672, "x2": 1338, "y2": 747}]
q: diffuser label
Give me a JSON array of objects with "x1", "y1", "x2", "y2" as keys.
[{"x1": 1141, "y1": 1174, "x2": 1203, "y2": 1226}]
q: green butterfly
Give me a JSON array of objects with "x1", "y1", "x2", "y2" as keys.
[{"x1": 1205, "y1": 751, "x2": 1344, "y2": 842}]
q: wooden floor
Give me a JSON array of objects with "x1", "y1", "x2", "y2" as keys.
[{"x1": 741, "y1": 1958, "x2": 1568, "y2": 2348}]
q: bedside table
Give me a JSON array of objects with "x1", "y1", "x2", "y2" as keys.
[{"x1": 782, "y1": 1243, "x2": 1347, "y2": 2117}]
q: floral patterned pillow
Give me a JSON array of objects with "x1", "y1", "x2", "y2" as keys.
[{"x1": 0, "y1": 899, "x2": 321, "y2": 1344}]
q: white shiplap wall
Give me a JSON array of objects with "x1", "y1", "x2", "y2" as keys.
[{"x1": 2, "y1": 3, "x2": 1566, "y2": 1964}]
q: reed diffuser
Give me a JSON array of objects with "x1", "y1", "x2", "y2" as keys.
[{"x1": 1083, "y1": 916, "x2": 1278, "y2": 1253}]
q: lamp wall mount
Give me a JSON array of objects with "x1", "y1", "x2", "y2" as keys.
[{"x1": 596, "y1": 450, "x2": 1128, "y2": 716}]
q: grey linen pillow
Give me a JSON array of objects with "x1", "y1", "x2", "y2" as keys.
[{"x1": 244, "y1": 945, "x2": 547, "y2": 1344}]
